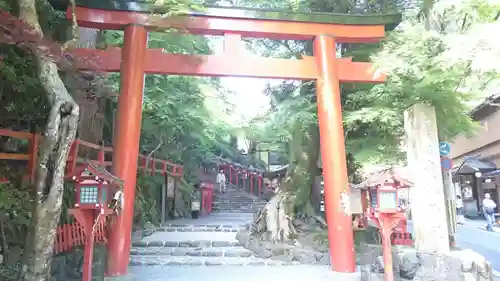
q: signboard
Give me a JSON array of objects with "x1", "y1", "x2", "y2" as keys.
[
  {"x1": 167, "y1": 177, "x2": 175, "y2": 198},
  {"x1": 191, "y1": 201, "x2": 201, "y2": 211},
  {"x1": 439, "y1": 141, "x2": 450, "y2": 156},
  {"x1": 441, "y1": 157, "x2": 452, "y2": 171}
]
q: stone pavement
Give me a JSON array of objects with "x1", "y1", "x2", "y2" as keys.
[
  {"x1": 128, "y1": 265, "x2": 363, "y2": 281},
  {"x1": 461, "y1": 218, "x2": 500, "y2": 233},
  {"x1": 128, "y1": 187, "x2": 362, "y2": 281},
  {"x1": 455, "y1": 222, "x2": 500, "y2": 277}
]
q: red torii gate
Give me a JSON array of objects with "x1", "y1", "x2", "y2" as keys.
[{"x1": 66, "y1": 4, "x2": 398, "y2": 276}]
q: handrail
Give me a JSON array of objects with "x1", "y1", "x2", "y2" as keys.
[{"x1": 0, "y1": 128, "x2": 184, "y2": 181}]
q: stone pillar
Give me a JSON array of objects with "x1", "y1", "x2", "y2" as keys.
[{"x1": 404, "y1": 103, "x2": 449, "y2": 253}]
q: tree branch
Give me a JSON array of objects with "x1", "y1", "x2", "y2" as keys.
[
  {"x1": 147, "y1": 135, "x2": 164, "y2": 158},
  {"x1": 144, "y1": 133, "x2": 164, "y2": 171}
]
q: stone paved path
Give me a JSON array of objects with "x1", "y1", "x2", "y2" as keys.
[{"x1": 129, "y1": 186, "x2": 361, "y2": 281}]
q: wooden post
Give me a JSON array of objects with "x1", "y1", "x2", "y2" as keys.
[
  {"x1": 404, "y1": 103, "x2": 450, "y2": 253},
  {"x1": 82, "y1": 211, "x2": 96, "y2": 281},
  {"x1": 258, "y1": 175, "x2": 262, "y2": 196},
  {"x1": 27, "y1": 133, "x2": 39, "y2": 182},
  {"x1": 250, "y1": 174, "x2": 254, "y2": 194},
  {"x1": 161, "y1": 175, "x2": 167, "y2": 224}
]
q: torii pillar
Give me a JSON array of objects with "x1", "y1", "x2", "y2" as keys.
[
  {"x1": 314, "y1": 35, "x2": 355, "y2": 272},
  {"x1": 107, "y1": 24, "x2": 148, "y2": 276}
]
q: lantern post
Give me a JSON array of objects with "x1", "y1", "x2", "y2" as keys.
[
  {"x1": 372, "y1": 181, "x2": 408, "y2": 281},
  {"x1": 66, "y1": 161, "x2": 123, "y2": 281}
]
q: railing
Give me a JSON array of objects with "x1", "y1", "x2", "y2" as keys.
[
  {"x1": 0, "y1": 128, "x2": 38, "y2": 182},
  {"x1": 0, "y1": 128, "x2": 184, "y2": 255},
  {"x1": 0, "y1": 128, "x2": 184, "y2": 183},
  {"x1": 200, "y1": 182, "x2": 213, "y2": 215},
  {"x1": 54, "y1": 220, "x2": 107, "y2": 254}
]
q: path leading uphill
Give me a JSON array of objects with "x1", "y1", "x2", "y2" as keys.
[{"x1": 128, "y1": 186, "x2": 363, "y2": 281}]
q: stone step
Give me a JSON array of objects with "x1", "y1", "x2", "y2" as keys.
[
  {"x1": 213, "y1": 196, "x2": 260, "y2": 200},
  {"x1": 213, "y1": 200, "x2": 266, "y2": 204},
  {"x1": 132, "y1": 240, "x2": 243, "y2": 248},
  {"x1": 212, "y1": 205, "x2": 261, "y2": 208},
  {"x1": 211, "y1": 206, "x2": 263, "y2": 210},
  {"x1": 130, "y1": 246, "x2": 254, "y2": 258},
  {"x1": 157, "y1": 226, "x2": 242, "y2": 233},
  {"x1": 213, "y1": 199, "x2": 264, "y2": 203},
  {"x1": 128, "y1": 265, "x2": 349, "y2": 281},
  {"x1": 212, "y1": 202, "x2": 266, "y2": 207},
  {"x1": 161, "y1": 223, "x2": 246, "y2": 229},
  {"x1": 129, "y1": 256, "x2": 300, "y2": 266},
  {"x1": 212, "y1": 209, "x2": 257, "y2": 213},
  {"x1": 212, "y1": 201, "x2": 266, "y2": 205}
]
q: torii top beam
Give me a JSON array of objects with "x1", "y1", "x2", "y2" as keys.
[
  {"x1": 68, "y1": 2, "x2": 401, "y2": 42},
  {"x1": 67, "y1": 2, "x2": 401, "y2": 82}
]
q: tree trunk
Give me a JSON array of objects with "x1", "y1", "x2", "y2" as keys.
[
  {"x1": 17, "y1": 0, "x2": 79, "y2": 280},
  {"x1": 66, "y1": 27, "x2": 107, "y2": 158},
  {"x1": 251, "y1": 117, "x2": 321, "y2": 242}
]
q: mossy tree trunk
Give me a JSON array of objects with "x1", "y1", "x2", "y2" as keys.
[
  {"x1": 65, "y1": 27, "x2": 108, "y2": 155},
  {"x1": 16, "y1": 0, "x2": 79, "y2": 280},
  {"x1": 251, "y1": 82, "x2": 322, "y2": 242}
]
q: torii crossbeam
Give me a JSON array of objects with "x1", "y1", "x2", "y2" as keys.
[{"x1": 65, "y1": 1, "x2": 401, "y2": 277}]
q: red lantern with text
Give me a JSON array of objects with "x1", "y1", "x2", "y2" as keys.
[{"x1": 66, "y1": 161, "x2": 123, "y2": 281}]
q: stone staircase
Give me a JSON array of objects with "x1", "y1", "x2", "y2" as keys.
[
  {"x1": 212, "y1": 186, "x2": 267, "y2": 213},
  {"x1": 128, "y1": 185, "x2": 358, "y2": 281}
]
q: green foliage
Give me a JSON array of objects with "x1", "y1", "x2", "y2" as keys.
[
  {"x1": 251, "y1": 0, "x2": 500, "y2": 166},
  {"x1": 0, "y1": 183, "x2": 32, "y2": 243},
  {"x1": 134, "y1": 174, "x2": 163, "y2": 225},
  {"x1": 102, "y1": 29, "x2": 246, "y2": 221},
  {"x1": 344, "y1": 0, "x2": 500, "y2": 162},
  {"x1": 146, "y1": 0, "x2": 205, "y2": 15}
]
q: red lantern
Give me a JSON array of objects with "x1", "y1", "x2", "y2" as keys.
[
  {"x1": 68, "y1": 161, "x2": 122, "y2": 212},
  {"x1": 65, "y1": 161, "x2": 122, "y2": 281}
]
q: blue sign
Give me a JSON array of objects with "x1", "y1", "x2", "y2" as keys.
[
  {"x1": 439, "y1": 142, "x2": 450, "y2": 156},
  {"x1": 441, "y1": 157, "x2": 452, "y2": 171}
]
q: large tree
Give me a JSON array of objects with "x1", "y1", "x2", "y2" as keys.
[
  {"x1": 0, "y1": 1, "x2": 237, "y2": 280},
  {"x1": 241, "y1": 0, "x2": 500, "y2": 242}
]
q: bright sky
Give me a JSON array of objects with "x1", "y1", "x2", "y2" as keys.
[
  {"x1": 209, "y1": 37, "x2": 281, "y2": 126},
  {"x1": 221, "y1": 77, "x2": 271, "y2": 124}
]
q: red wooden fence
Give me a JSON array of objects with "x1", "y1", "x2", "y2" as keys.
[
  {"x1": 0, "y1": 128, "x2": 184, "y2": 254},
  {"x1": 0, "y1": 128, "x2": 183, "y2": 182},
  {"x1": 54, "y1": 220, "x2": 107, "y2": 254}
]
